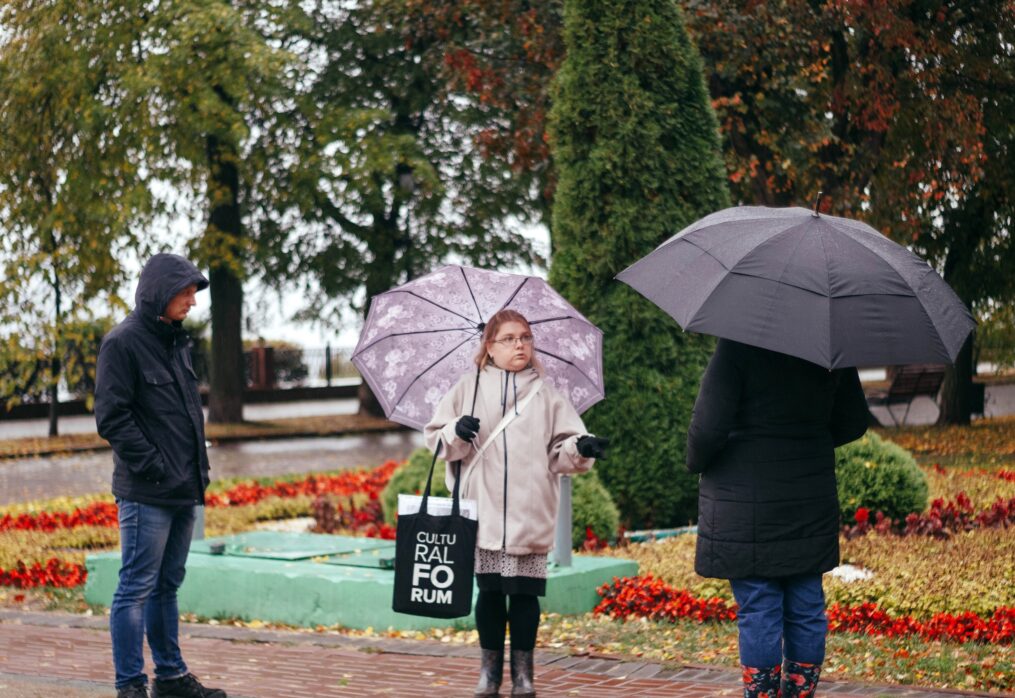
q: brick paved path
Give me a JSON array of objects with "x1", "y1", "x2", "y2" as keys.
[{"x1": 0, "y1": 611, "x2": 1005, "y2": 698}]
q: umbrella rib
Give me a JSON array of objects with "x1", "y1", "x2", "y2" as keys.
[
  {"x1": 529, "y1": 315, "x2": 578, "y2": 326},
  {"x1": 534, "y1": 347, "x2": 602, "y2": 392},
  {"x1": 495, "y1": 276, "x2": 530, "y2": 313},
  {"x1": 352, "y1": 326, "x2": 480, "y2": 357},
  {"x1": 682, "y1": 234, "x2": 919, "y2": 299},
  {"x1": 459, "y1": 266, "x2": 484, "y2": 322},
  {"x1": 393, "y1": 334, "x2": 479, "y2": 408},
  {"x1": 391, "y1": 289, "x2": 479, "y2": 325}
]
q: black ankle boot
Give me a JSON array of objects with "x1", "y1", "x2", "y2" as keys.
[
  {"x1": 151, "y1": 673, "x2": 226, "y2": 698},
  {"x1": 509, "y1": 649, "x2": 535, "y2": 697},
  {"x1": 474, "y1": 648, "x2": 504, "y2": 697}
]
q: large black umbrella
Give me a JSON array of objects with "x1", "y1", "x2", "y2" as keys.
[{"x1": 616, "y1": 205, "x2": 975, "y2": 368}]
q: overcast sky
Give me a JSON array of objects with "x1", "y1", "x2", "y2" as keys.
[{"x1": 135, "y1": 209, "x2": 551, "y2": 352}]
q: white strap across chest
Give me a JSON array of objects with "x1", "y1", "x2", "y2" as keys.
[{"x1": 460, "y1": 379, "x2": 543, "y2": 489}]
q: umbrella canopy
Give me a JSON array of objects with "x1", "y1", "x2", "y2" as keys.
[
  {"x1": 352, "y1": 265, "x2": 604, "y2": 430},
  {"x1": 616, "y1": 205, "x2": 975, "y2": 369}
]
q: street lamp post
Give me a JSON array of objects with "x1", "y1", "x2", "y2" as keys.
[{"x1": 552, "y1": 475, "x2": 573, "y2": 567}]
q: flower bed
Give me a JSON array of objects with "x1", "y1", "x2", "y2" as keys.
[
  {"x1": 0, "y1": 460, "x2": 400, "y2": 533},
  {"x1": 595, "y1": 575, "x2": 1015, "y2": 645},
  {"x1": 0, "y1": 460, "x2": 401, "y2": 590},
  {"x1": 0, "y1": 558, "x2": 86, "y2": 590},
  {"x1": 613, "y1": 463, "x2": 1015, "y2": 624},
  {"x1": 924, "y1": 462, "x2": 1015, "y2": 510},
  {"x1": 843, "y1": 493, "x2": 1015, "y2": 539}
]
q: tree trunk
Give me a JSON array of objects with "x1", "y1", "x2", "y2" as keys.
[
  {"x1": 47, "y1": 361, "x2": 59, "y2": 437},
  {"x1": 48, "y1": 263, "x2": 62, "y2": 437},
  {"x1": 205, "y1": 131, "x2": 245, "y2": 424},
  {"x1": 938, "y1": 333, "x2": 974, "y2": 425},
  {"x1": 208, "y1": 265, "x2": 245, "y2": 423},
  {"x1": 357, "y1": 221, "x2": 398, "y2": 419},
  {"x1": 357, "y1": 380, "x2": 385, "y2": 417},
  {"x1": 937, "y1": 212, "x2": 977, "y2": 426}
]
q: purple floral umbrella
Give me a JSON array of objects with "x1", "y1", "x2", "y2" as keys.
[{"x1": 351, "y1": 265, "x2": 605, "y2": 431}]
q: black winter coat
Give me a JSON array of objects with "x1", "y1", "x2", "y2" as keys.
[
  {"x1": 94, "y1": 254, "x2": 210, "y2": 507},
  {"x1": 687, "y1": 339, "x2": 869, "y2": 579}
]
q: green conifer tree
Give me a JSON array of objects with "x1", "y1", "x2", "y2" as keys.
[{"x1": 549, "y1": 0, "x2": 730, "y2": 527}]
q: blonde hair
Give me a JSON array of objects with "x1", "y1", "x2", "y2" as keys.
[{"x1": 473, "y1": 309, "x2": 543, "y2": 372}]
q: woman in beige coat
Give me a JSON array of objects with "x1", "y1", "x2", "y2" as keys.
[{"x1": 424, "y1": 309, "x2": 609, "y2": 698}]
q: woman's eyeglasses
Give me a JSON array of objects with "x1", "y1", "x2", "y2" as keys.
[{"x1": 492, "y1": 334, "x2": 534, "y2": 347}]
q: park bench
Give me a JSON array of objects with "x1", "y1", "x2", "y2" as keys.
[{"x1": 866, "y1": 364, "x2": 947, "y2": 426}]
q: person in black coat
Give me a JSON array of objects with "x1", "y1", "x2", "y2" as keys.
[
  {"x1": 687, "y1": 339, "x2": 868, "y2": 698},
  {"x1": 95, "y1": 253, "x2": 226, "y2": 698}
]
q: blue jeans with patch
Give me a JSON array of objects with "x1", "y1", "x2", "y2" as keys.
[
  {"x1": 729, "y1": 574, "x2": 827, "y2": 668},
  {"x1": 110, "y1": 499, "x2": 195, "y2": 689}
]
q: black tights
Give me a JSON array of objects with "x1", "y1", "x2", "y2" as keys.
[{"x1": 475, "y1": 590, "x2": 540, "y2": 651}]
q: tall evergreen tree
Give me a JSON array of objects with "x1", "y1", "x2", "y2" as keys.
[{"x1": 549, "y1": 0, "x2": 729, "y2": 527}]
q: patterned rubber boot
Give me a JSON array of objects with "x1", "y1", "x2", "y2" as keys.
[
  {"x1": 781, "y1": 660, "x2": 821, "y2": 697},
  {"x1": 741, "y1": 663, "x2": 782, "y2": 698}
]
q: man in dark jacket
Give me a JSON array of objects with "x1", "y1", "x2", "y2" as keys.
[
  {"x1": 687, "y1": 339, "x2": 869, "y2": 698},
  {"x1": 95, "y1": 253, "x2": 226, "y2": 698}
]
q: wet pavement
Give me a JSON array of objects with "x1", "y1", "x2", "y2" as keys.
[
  {"x1": 0, "y1": 399, "x2": 360, "y2": 439},
  {"x1": 1, "y1": 611, "x2": 995, "y2": 698},
  {"x1": 0, "y1": 431, "x2": 423, "y2": 505},
  {"x1": 866, "y1": 382, "x2": 1015, "y2": 426}
]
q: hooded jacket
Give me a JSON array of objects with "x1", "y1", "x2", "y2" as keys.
[
  {"x1": 687, "y1": 339, "x2": 869, "y2": 579},
  {"x1": 424, "y1": 366, "x2": 594, "y2": 555},
  {"x1": 94, "y1": 254, "x2": 210, "y2": 506}
]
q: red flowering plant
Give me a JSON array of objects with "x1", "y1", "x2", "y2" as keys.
[
  {"x1": 0, "y1": 558, "x2": 86, "y2": 589},
  {"x1": 0, "y1": 460, "x2": 402, "y2": 590},
  {"x1": 581, "y1": 526, "x2": 610, "y2": 552},
  {"x1": 595, "y1": 574, "x2": 737, "y2": 624},
  {"x1": 843, "y1": 492, "x2": 1015, "y2": 540},
  {"x1": 596, "y1": 575, "x2": 1015, "y2": 645},
  {"x1": 0, "y1": 461, "x2": 401, "y2": 535}
]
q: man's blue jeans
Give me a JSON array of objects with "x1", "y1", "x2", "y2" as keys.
[
  {"x1": 110, "y1": 499, "x2": 195, "y2": 689},
  {"x1": 729, "y1": 574, "x2": 827, "y2": 668}
]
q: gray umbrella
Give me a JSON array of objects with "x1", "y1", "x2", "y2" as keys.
[{"x1": 616, "y1": 205, "x2": 975, "y2": 368}]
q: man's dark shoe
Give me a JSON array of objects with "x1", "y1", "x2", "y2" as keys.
[
  {"x1": 151, "y1": 673, "x2": 226, "y2": 698},
  {"x1": 117, "y1": 682, "x2": 148, "y2": 698}
]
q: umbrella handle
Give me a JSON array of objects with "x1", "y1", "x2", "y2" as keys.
[{"x1": 468, "y1": 365, "x2": 481, "y2": 417}]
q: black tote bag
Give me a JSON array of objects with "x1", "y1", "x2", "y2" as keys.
[{"x1": 392, "y1": 442, "x2": 478, "y2": 619}]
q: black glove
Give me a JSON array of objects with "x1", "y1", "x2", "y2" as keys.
[
  {"x1": 576, "y1": 435, "x2": 610, "y2": 459},
  {"x1": 455, "y1": 415, "x2": 481, "y2": 442}
]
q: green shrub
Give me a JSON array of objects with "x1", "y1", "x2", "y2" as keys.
[
  {"x1": 380, "y1": 447, "x2": 450, "y2": 525},
  {"x1": 570, "y1": 470, "x2": 621, "y2": 548},
  {"x1": 835, "y1": 432, "x2": 929, "y2": 521}
]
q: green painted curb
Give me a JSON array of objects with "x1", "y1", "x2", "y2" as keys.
[{"x1": 85, "y1": 532, "x2": 637, "y2": 630}]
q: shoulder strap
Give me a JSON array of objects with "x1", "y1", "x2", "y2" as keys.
[{"x1": 459, "y1": 379, "x2": 543, "y2": 496}]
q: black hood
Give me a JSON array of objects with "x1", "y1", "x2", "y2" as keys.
[{"x1": 135, "y1": 253, "x2": 209, "y2": 323}]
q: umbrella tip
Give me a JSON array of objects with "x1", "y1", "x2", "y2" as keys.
[
  {"x1": 477, "y1": 321, "x2": 486, "y2": 332},
  {"x1": 812, "y1": 191, "x2": 824, "y2": 217}
]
